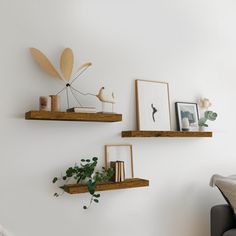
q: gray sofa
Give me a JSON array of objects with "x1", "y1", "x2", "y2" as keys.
[{"x1": 211, "y1": 205, "x2": 236, "y2": 236}]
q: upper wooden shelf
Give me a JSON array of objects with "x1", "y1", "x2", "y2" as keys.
[
  {"x1": 61, "y1": 178, "x2": 149, "y2": 194},
  {"x1": 122, "y1": 130, "x2": 212, "y2": 138},
  {"x1": 25, "y1": 111, "x2": 122, "y2": 122}
]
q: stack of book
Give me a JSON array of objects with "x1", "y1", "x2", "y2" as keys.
[
  {"x1": 110, "y1": 161, "x2": 125, "y2": 182},
  {"x1": 67, "y1": 107, "x2": 96, "y2": 113}
]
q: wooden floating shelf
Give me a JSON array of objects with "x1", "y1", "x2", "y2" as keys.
[
  {"x1": 61, "y1": 178, "x2": 149, "y2": 194},
  {"x1": 122, "y1": 130, "x2": 213, "y2": 138},
  {"x1": 25, "y1": 111, "x2": 122, "y2": 122}
]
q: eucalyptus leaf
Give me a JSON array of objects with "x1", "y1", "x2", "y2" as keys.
[
  {"x1": 198, "y1": 110, "x2": 217, "y2": 127},
  {"x1": 52, "y1": 177, "x2": 58, "y2": 183},
  {"x1": 62, "y1": 176, "x2": 67, "y2": 180}
]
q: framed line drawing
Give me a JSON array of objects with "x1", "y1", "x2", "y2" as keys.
[
  {"x1": 175, "y1": 102, "x2": 199, "y2": 131},
  {"x1": 104, "y1": 144, "x2": 134, "y2": 178},
  {"x1": 135, "y1": 79, "x2": 171, "y2": 131}
]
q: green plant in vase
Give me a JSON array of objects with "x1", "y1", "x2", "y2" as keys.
[
  {"x1": 52, "y1": 157, "x2": 114, "y2": 209},
  {"x1": 198, "y1": 111, "x2": 218, "y2": 128}
]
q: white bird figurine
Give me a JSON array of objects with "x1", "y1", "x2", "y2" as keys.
[{"x1": 96, "y1": 87, "x2": 115, "y2": 113}]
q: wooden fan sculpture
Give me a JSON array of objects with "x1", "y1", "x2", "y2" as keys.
[{"x1": 30, "y1": 47, "x2": 97, "y2": 109}]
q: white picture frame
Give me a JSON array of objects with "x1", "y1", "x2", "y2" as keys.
[{"x1": 135, "y1": 79, "x2": 171, "y2": 131}]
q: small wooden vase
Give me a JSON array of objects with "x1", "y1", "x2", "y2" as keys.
[{"x1": 50, "y1": 95, "x2": 60, "y2": 112}]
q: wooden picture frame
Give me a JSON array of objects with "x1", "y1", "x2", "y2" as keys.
[
  {"x1": 175, "y1": 102, "x2": 199, "y2": 131},
  {"x1": 105, "y1": 144, "x2": 134, "y2": 178},
  {"x1": 135, "y1": 79, "x2": 171, "y2": 131}
]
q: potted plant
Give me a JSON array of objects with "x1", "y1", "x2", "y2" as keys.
[
  {"x1": 198, "y1": 111, "x2": 217, "y2": 130},
  {"x1": 52, "y1": 157, "x2": 114, "y2": 209}
]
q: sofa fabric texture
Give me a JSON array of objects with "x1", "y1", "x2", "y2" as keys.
[
  {"x1": 210, "y1": 175, "x2": 236, "y2": 214},
  {"x1": 211, "y1": 205, "x2": 236, "y2": 236},
  {"x1": 224, "y1": 229, "x2": 236, "y2": 236}
]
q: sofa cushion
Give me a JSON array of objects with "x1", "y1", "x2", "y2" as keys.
[
  {"x1": 210, "y1": 175, "x2": 236, "y2": 214},
  {"x1": 223, "y1": 229, "x2": 236, "y2": 236}
]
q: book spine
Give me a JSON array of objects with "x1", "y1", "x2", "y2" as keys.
[
  {"x1": 120, "y1": 161, "x2": 125, "y2": 182},
  {"x1": 110, "y1": 162, "x2": 116, "y2": 182},
  {"x1": 115, "y1": 162, "x2": 119, "y2": 182},
  {"x1": 110, "y1": 161, "x2": 125, "y2": 182},
  {"x1": 117, "y1": 161, "x2": 121, "y2": 182},
  {"x1": 67, "y1": 109, "x2": 96, "y2": 113},
  {"x1": 110, "y1": 161, "x2": 119, "y2": 182}
]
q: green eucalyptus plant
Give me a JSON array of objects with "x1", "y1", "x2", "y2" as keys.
[
  {"x1": 52, "y1": 157, "x2": 114, "y2": 209},
  {"x1": 198, "y1": 110, "x2": 218, "y2": 127}
]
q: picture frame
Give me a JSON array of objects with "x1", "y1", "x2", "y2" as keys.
[
  {"x1": 104, "y1": 144, "x2": 134, "y2": 178},
  {"x1": 175, "y1": 102, "x2": 199, "y2": 131},
  {"x1": 135, "y1": 79, "x2": 171, "y2": 131}
]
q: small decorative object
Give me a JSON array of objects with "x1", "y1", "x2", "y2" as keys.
[
  {"x1": 96, "y1": 87, "x2": 115, "y2": 113},
  {"x1": 53, "y1": 157, "x2": 114, "y2": 209},
  {"x1": 175, "y1": 102, "x2": 199, "y2": 131},
  {"x1": 39, "y1": 96, "x2": 49, "y2": 111},
  {"x1": 135, "y1": 80, "x2": 171, "y2": 131},
  {"x1": 198, "y1": 98, "x2": 217, "y2": 130},
  {"x1": 50, "y1": 95, "x2": 60, "y2": 112},
  {"x1": 30, "y1": 48, "x2": 116, "y2": 113},
  {"x1": 105, "y1": 144, "x2": 134, "y2": 179},
  {"x1": 30, "y1": 47, "x2": 92, "y2": 109},
  {"x1": 66, "y1": 106, "x2": 96, "y2": 113},
  {"x1": 181, "y1": 117, "x2": 190, "y2": 131},
  {"x1": 198, "y1": 111, "x2": 217, "y2": 129},
  {"x1": 198, "y1": 98, "x2": 212, "y2": 109}
]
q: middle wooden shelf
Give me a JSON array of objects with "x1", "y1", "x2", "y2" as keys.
[
  {"x1": 61, "y1": 178, "x2": 149, "y2": 194},
  {"x1": 121, "y1": 130, "x2": 213, "y2": 138}
]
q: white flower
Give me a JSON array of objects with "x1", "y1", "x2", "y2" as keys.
[{"x1": 198, "y1": 98, "x2": 212, "y2": 109}]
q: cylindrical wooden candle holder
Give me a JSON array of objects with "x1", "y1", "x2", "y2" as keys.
[
  {"x1": 39, "y1": 96, "x2": 49, "y2": 111},
  {"x1": 50, "y1": 95, "x2": 60, "y2": 112}
]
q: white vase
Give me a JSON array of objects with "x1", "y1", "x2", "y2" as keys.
[
  {"x1": 199, "y1": 126, "x2": 205, "y2": 132},
  {"x1": 182, "y1": 118, "x2": 190, "y2": 131}
]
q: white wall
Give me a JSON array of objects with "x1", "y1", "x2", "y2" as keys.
[{"x1": 0, "y1": 0, "x2": 236, "y2": 236}]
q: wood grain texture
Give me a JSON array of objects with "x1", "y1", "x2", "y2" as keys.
[
  {"x1": 25, "y1": 111, "x2": 122, "y2": 122},
  {"x1": 60, "y1": 48, "x2": 74, "y2": 81},
  {"x1": 30, "y1": 48, "x2": 63, "y2": 80},
  {"x1": 121, "y1": 130, "x2": 213, "y2": 137},
  {"x1": 61, "y1": 178, "x2": 149, "y2": 194}
]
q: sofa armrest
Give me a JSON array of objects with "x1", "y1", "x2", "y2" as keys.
[{"x1": 211, "y1": 204, "x2": 236, "y2": 236}]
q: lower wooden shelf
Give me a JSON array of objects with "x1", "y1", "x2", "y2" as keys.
[
  {"x1": 122, "y1": 130, "x2": 213, "y2": 138},
  {"x1": 25, "y1": 111, "x2": 122, "y2": 122},
  {"x1": 61, "y1": 178, "x2": 149, "y2": 194}
]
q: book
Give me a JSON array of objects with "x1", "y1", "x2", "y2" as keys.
[
  {"x1": 110, "y1": 161, "x2": 119, "y2": 182},
  {"x1": 110, "y1": 161, "x2": 125, "y2": 182},
  {"x1": 117, "y1": 162, "x2": 121, "y2": 182},
  {"x1": 120, "y1": 161, "x2": 125, "y2": 182},
  {"x1": 67, "y1": 107, "x2": 96, "y2": 113}
]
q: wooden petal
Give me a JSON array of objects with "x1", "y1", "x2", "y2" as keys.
[
  {"x1": 60, "y1": 48, "x2": 74, "y2": 81},
  {"x1": 76, "y1": 62, "x2": 92, "y2": 73},
  {"x1": 30, "y1": 48, "x2": 63, "y2": 80}
]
